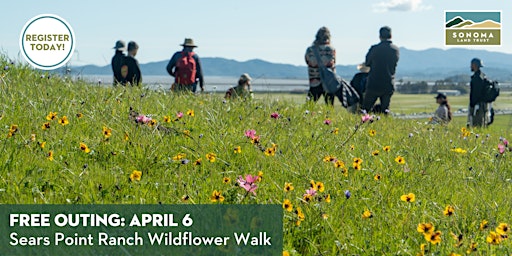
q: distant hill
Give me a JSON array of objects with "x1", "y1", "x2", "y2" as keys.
[
  {"x1": 70, "y1": 47, "x2": 512, "y2": 81},
  {"x1": 453, "y1": 20, "x2": 473, "y2": 28},
  {"x1": 465, "y1": 20, "x2": 501, "y2": 28},
  {"x1": 446, "y1": 16, "x2": 464, "y2": 27}
]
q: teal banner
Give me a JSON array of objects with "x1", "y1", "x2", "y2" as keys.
[{"x1": 0, "y1": 204, "x2": 282, "y2": 255}]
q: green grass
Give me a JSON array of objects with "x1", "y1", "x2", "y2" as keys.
[{"x1": 1, "y1": 59, "x2": 512, "y2": 255}]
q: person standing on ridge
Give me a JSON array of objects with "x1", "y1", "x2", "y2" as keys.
[
  {"x1": 305, "y1": 27, "x2": 337, "y2": 105},
  {"x1": 362, "y1": 26, "x2": 399, "y2": 114},
  {"x1": 166, "y1": 38, "x2": 205, "y2": 93},
  {"x1": 111, "y1": 40, "x2": 127, "y2": 86}
]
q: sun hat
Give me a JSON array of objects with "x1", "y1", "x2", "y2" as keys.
[
  {"x1": 471, "y1": 58, "x2": 483, "y2": 67},
  {"x1": 181, "y1": 38, "x2": 197, "y2": 48},
  {"x1": 240, "y1": 73, "x2": 252, "y2": 82},
  {"x1": 357, "y1": 63, "x2": 370, "y2": 73},
  {"x1": 113, "y1": 40, "x2": 126, "y2": 50}
]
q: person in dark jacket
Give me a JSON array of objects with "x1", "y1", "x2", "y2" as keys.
[
  {"x1": 468, "y1": 58, "x2": 489, "y2": 127},
  {"x1": 166, "y1": 38, "x2": 204, "y2": 93},
  {"x1": 362, "y1": 26, "x2": 399, "y2": 114},
  {"x1": 111, "y1": 40, "x2": 127, "y2": 86},
  {"x1": 125, "y1": 41, "x2": 142, "y2": 86},
  {"x1": 349, "y1": 63, "x2": 370, "y2": 112}
]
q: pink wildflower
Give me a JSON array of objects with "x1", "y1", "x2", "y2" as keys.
[
  {"x1": 244, "y1": 129, "x2": 257, "y2": 139},
  {"x1": 323, "y1": 119, "x2": 332, "y2": 125},
  {"x1": 503, "y1": 139, "x2": 509, "y2": 147},
  {"x1": 498, "y1": 144, "x2": 506, "y2": 154},
  {"x1": 136, "y1": 115, "x2": 152, "y2": 124},
  {"x1": 304, "y1": 188, "x2": 317, "y2": 197},
  {"x1": 271, "y1": 112, "x2": 279, "y2": 119},
  {"x1": 237, "y1": 174, "x2": 258, "y2": 195},
  {"x1": 177, "y1": 112, "x2": 184, "y2": 118},
  {"x1": 361, "y1": 114, "x2": 372, "y2": 123}
]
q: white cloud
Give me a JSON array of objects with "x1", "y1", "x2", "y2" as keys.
[{"x1": 373, "y1": 0, "x2": 432, "y2": 12}]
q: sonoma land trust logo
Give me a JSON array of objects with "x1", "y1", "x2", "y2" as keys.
[{"x1": 445, "y1": 11, "x2": 501, "y2": 46}]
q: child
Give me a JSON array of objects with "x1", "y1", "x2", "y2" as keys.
[
  {"x1": 431, "y1": 93, "x2": 452, "y2": 124},
  {"x1": 225, "y1": 73, "x2": 253, "y2": 100}
]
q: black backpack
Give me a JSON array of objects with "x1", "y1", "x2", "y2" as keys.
[{"x1": 483, "y1": 78, "x2": 500, "y2": 103}]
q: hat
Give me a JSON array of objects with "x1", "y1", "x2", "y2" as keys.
[
  {"x1": 113, "y1": 40, "x2": 126, "y2": 50},
  {"x1": 357, "y1": 63, "x2": 370, "y2": 73},
  {"x1": 240, "y1": 73, "x2": 252, "y2": 81},
  {"x1": 471, "y1": 58, "x2": 484, "y2": 67},
  {"x1": 379, "y1": 26, "x2": 392, "y2": 39},
  {"x1": 435, "y1": 93, "x2": 447, "y2": 99},
  {"x1": 180, "y1": 38, "x2": 197, "y2": 48},
  {"x1": 127, "y1": 41, "x2": 139, "y2": 51}
]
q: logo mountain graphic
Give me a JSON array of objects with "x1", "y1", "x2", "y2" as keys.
[{"x1": 446, "y1": 16, "x2": 500, "y2": 29}]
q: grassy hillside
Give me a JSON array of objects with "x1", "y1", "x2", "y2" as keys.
[{"x1": 1, "y1": 59, "x2": 511, "y2": 255}]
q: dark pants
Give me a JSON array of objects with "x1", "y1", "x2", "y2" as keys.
[
  {"x1": 308, "y1": 85, "x2": 335, "y2": 105},
  {"x1": 362, "y1": 90, "x2": 393, "y2": 113}
]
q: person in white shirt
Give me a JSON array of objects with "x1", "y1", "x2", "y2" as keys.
[{"x1": 431, "y1": 93, "x2": 452, "y2": 124}]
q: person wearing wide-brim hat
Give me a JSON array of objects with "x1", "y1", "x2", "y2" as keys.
[
  {"x1": 166, "y1": 38, "x2": 204, "y2": 93},
  {"x1": 225, "y1": 73, "x2": 253, "y2": 100},
  {"x1": 111, "y1": 40, "x2": 127, "y2": 86},
  {"x1": 348, "y1": 63, "x2": 370, "y2": 113}
]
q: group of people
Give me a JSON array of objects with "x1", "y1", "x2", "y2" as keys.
[{"x1": 110, "y1": 28, "x2": 495, "y2": 128}]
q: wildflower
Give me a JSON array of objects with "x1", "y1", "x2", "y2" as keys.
[
  {"x1": 353, "y1": 157, "x2": 363, "y2": 165},
  {"x1": 417, "y1": 223, "x2": 435, "y2": 234},
  {"x1": 163, "y1": 115, "x2": 171, "y2": 123},
  {"x1": 181, "y1": 159, "x2": 189, "y2": 164},
  {"x1": 206, "y1": 153, "x2": 216, "y2": 162},
  {"x1": 295, "y1": 207, "x2": 305, "y2": 220},
  {"x1": 424, "y1": 230, "x2": 442, "y2": 245},
  {"x1": 186, "y1": 109, "x2": 194, "y2": 117},
  {"x1": 237, "y1": 174, "x2": 258, "y2": 195},
  {"x1": 234, "y1": 146, "x2": 241, "y2": 154},
  {"x1": 486, "y1": 231, "x2": 502, "y2": 245},
  {"x1": 172, "y1": 153, "x2": 186, "y2": 160},
  {"x1": 372, "y1": 150, "x2": 379, "y2": 156},
  {"x1": 341, "y1": 167, "x2": 348, "y2": 177},
  {"x1": 498, "y1": 144, "x2": 506, "y2": 154},
  {"x1": 39, "y1": 141, "x2": 46, "y2": 149},
  {"x1": 210, "y1": 190, "x2": 224, "y2": 202},
  {"x1": 332, "y1": 128, "x2": 339, "y2": 134},
  {"x1": 47, "y1": 151, "x2": 54, "y2": 161},
  {"x1": 324, "y1": 194, "x2": 331, "y2": 203},
  {"x1": 183, "y1": 130, "x2": 191, "y2": 136},
  {"x1": 58, "y1": 116, "x2": 69, "y2": 126},
  {"x1": 244, "y1": 129, "x2": 257, "y2": 139},
  {"x1": 264, "y1": 147, "x2": 276, "y2": 156},
  {"x1": 480, "y1": 220, "x2": 489, "y2": 230},
  {"x1": 352, "y1": 163, "x2": 362, "y2": 171},
  {"x1": 496, "y1": 223, "x2": 509, "y2": 235},
  {"x1": 395, "y1": 156, "x2": 405, "y2": 165},
  {"x1": 323, "y1": 155, "x2": 336, "y2": 162},
  {"x1": 76, "y1": 113, "x2": 83, "y2": 118},
  {"x1": 41, "y1": 122, "x2": 50, "y2": 130},
  {"x1": 270, "y1": 112, "x2": 279, "y2": 119},
  {"x1": 451, "y1": 148, "x2": 467, "y2": 154},
  {"x1": 222, "y1": 177, "x2": 231, "y2": 184},
  {"x1": 350, "y1": 145, "x2": 355, "y2": 150},
  {"x1": 374, "y1": 174, "x2": 381, "y2": 181},
  {"x1": 181, "y1": 195, "x2": 190, "y2": 202},
  {"x1": 418, "y1": 243, "x2": 426, "y2": 256},
  {"x1": 283, "y1": 251, "x2": 290, "y2": 256},
  {"x1": 136, "y1": 115, "x2": 152, "y2": 124},
  {"x1": 408, "y1": 133, "x2": 414, "y2": 138},
  {"x1": 176, "y1": 112, "x2": 184, "y2": 119},
  {"x1": 322, "y1": 213, "x2": 329, "y2": 219},
  {"x1": 361, "y1": 114, "x2": 372, "y2": 123},
  {"x1": 323, "y1": 119, "x2": 331, "y2": 125},
  {"x1": 310, "y1": 180, "x2": 325, "y2": 192},
  {"x1": 149, "y1": 119, "x2": 157, "y2": 127},
  {"x1": 362, "y1": 209, "x2": 373, "y2": 219},
  {"x1": 369, "y1": 129, "x2": 376, "y2": 136},
  {"x1": 284, "y1": 182, "x2": 294, "y2": 192},
  {"x1": 124, "y1": 132, "x2": 129, "y2": 141},
  {"x1": 400, "y1": 193, "x2": 416, "y2": 202},
  {"x1": 79, "y1": 142, "x2": 91, "y2": 153},
  {"x1": 283, "y1": 199, "x2": 293, "y2": 212},
  {"x1": 503, "y1": 138, "x2": 509, "y2": 147},
  {"x1": 383, "y1": 145, "x2": 391, "y2": 152},
  {"x1": 443, "y1": 205, "x2": 455, "y2": 216},
  {"x1": 46, "y1": 112, "x2": 58, "y2": 121},
  {"x1": 129, "y1": 170, "x2": 142, "y2": 181},
  {"x1": 30, "y1": 134, "x2": 36, "y2": 142},
  {"x1": 304, "y1": 188, "x2": 317, "y2": 198},
  {"x1": 102, "y1": 126, "x2": 112, "y2": 138},
  {"x1": 467, "y1": 242, "x2": 477, "y2": 254},
  {"x1": 450, "y1": 232, "x2": 463, "y2": 247},
  {"x1": 448, "y1": 253, "x2": 461, "y2": 256},
  {"x1": 344, "y1": 190, "x2": 351, "y2": 199},
  {"x1": 303, "y1": 193, "x2": 313, "y2": 202},
  {"x1": 334, "y1": 160, "x2": 345, "y2": 168},
  {"x1": 257, "y1": 171, "x2": 263, "y2": 182},
  {"x1": 193, "y1": 158, "x2": 202, "y2": 165}
]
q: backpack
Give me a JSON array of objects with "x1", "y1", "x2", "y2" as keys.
[
  {"x1": 483, "y1": 78, "x2": 500, "y2": 102},
  {"x1": 175, "y1": 51, "x2": 197, "y2": 85}
]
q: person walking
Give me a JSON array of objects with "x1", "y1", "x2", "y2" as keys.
[
  {"x1": 125, "y1": 41, "x2": 142, "y2": 86},
  {"x1": 362, "y1": 26, "x2": 399, "y2": 114},
  {"x1": 431, "y1": 93, "x2": 452, "y2": 124},
  {"x1": 468, "y1": 58, "x2": 489, "y2": 127},
  {"x1": 225, "y1": 73, "x2": 253, "y2": 100},
  {"x1": 111, "y1": 40, "x2": 127, "y2": 86},
  {"x1": 305, "y1": 27, "x2": 336, "y2": 105},
  {"x1": 166, "y1": 38, "x2": 204, "y2": 93}
]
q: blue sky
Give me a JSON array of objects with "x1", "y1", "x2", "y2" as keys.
[{"x1": 1, "y1": 0, "x2": 510, "y2": 66}]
